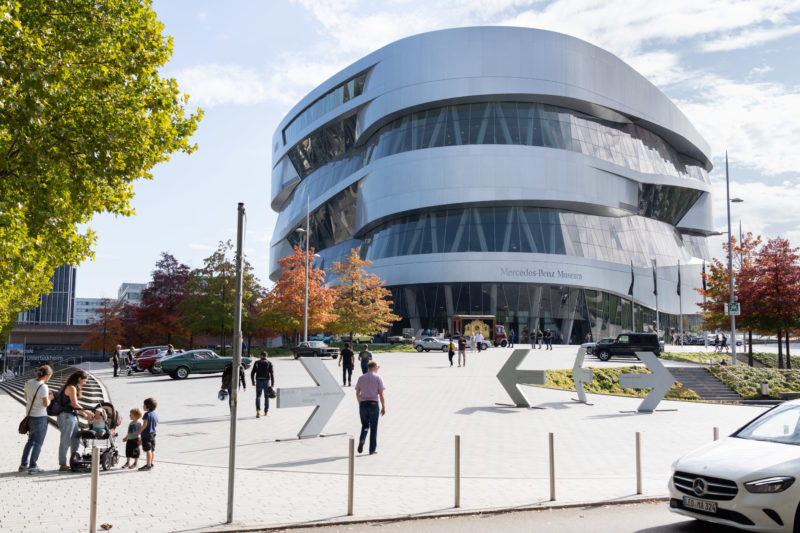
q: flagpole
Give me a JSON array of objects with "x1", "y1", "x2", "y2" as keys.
[
  {"x1": 678, "y1": 260, "x2": 682, "y2": 346},
  {"x1": 653, "y1": 259, "x2": 659, "y2": 338},
  {"x1": 702, "y1": 261, "x2": 708, "y2": 350},
  {"x1": 629, "y1": 261, "x2": 635, "y2": 332}
]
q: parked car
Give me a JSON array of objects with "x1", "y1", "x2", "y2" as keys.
[
  {"x1": 669, "y1": 399, "x2": 800, "y2": 531},
  {"x1": 340, "y1": 333, "x2": 374, "y2": 343},
  {"x1": 582, "y1": 337, "x2": 616, "y2": 356},
  {"x1": 156, "y1": 349, "x2": 253, "y2": 380},
  {"x1": 128, "y1": 346, "x2": 168, "y2": 372},
  {"x1": 413, "y1": 337, "x2": 450, "y2": 352},
  {"x1": 134, "y1": 347, "x2": 177, "y2": 373},
  {"x1": 309, "y1": 334, "x2": 333, "y2": 342},
  {"x1": 387, "y1": 335, "x2": 414, "y2": 344},
  {"x1": 593, "y1": 332, "x2": 661, "y2": 362},
  {"x1": 450, "y1": 334, "x2": 489, "y2": 351},
  {"x1": 291, "y1": 341, "x2": 340, "y2": 359}
]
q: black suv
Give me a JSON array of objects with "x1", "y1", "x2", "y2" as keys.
[{"x1": 594, "y1": 333, "x2": 660, "y2": 361}]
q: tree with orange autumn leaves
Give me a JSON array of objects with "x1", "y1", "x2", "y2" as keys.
[
  {"x1": 260, "y1": 245, "x2": 336, "y2": 341},
  {"x1": 327, "y1": 247, "x2": 399, "y2": 339}
]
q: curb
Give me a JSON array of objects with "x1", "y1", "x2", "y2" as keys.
[{"x1": 214, "y1": 495, "x2": 671, "y2": 532}]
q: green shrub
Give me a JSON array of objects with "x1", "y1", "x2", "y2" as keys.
[
  {"x1": 708, "y1": 366, "x2": 800, "y2": 399},
  {"x1": 537, "y1": 367, "x2": 700, "y2": 401}
]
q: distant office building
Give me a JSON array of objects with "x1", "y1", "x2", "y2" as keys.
[
  {"x1": 72, "y1": 297, "x2": 109, "y2": 325},
  {"x1": 17, "y1": 264, "x2": 77, "y2": 325},
  {"x1": 118, "y1": 282, "x2": 146, "y2": 305}
]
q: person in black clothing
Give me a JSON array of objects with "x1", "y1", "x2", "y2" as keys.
[
  {"x1": 339, "y1": 342, "x2": 355, "y2": 386},
  {"x1": 221, "y1": 362, "x2": 246, "y2": 408},
  {"x1": 250, "y1": 352, "x2": 275, "y2": 417},
  {"x1": 112, "y1": 345, "x2": 121, "y2": 377},
  {"x1": 544, "y1": 329, "x2": 553, "y2": 350}
]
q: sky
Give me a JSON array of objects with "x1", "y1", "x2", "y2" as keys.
[{"x1": 76, "y1": 0, "x2": 800, "y2": 298}]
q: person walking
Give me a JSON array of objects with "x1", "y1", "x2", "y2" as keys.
[
  {"x1": 544, "y1": 329, "x2": 553, "y2": 350},
  {"x1": 221, "y1": 361, "x2": 246, "y2": 408},
  {"x1": 355, "y1": 361, "x2": 386, "y2": 455},
  {"x1": 112, "y1": 345, "x2": 121, "y2": 377},
  {"x1": 537, "y1": 329, "x2": 544, "y2": 349},
  {"x1": 469, "y1": 333, "x2": 476, "y2": 353},
  {"x1": 721, "y1": 333, "x2": 729, "y2": 353},
  {"x1": 339, "y1": 342, "x2": 355, "y2": 386},
  {"x1": 714, "y1": 334, "x2": 721, "y2": 352},
  {"x1": 457, "y1": 335, "x2": 467, "y2": 367},
  {"x1": 57, "y1": 370, "x2": 92, "y2": 471},
  {"x1": 447, "y1": 337, "x2": 456, "y2": 367},
  {"x1": 508, "y1": 329, "x2": 515, "y2": 348},
  {"x1": 19, "y1": 365, "x2": 54, "y2": 473},
  {"x1": 476, "y1": 331, "x2": 483, "y2": 352},
  {"x1": 359, "y1": 344, "x2": 373, "y2": 375},
  {"x1": 127, "y1": 346, "x2": 137, "y2": 374},
  {"x1": 251, "y1": 351, "x2": 275, "y2": 417}
]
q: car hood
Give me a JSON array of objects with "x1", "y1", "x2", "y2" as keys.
[{"x1": 675, "y1": 437, "x2": 800, "y2": 479}]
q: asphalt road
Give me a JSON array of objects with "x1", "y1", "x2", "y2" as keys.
[{"x1": 269, "y1": 501, "x2": 740, "y2": 533}]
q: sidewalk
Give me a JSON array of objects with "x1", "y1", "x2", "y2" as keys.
[{"x1": 1, "y1": 346, "x2": 766, "y2": 532}]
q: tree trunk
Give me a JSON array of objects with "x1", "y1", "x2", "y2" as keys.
[
  {"x1": 787, "y1": 331, "x2": 792, "y2": 370},
  {"x1": 778, "y1": 328, "x2": 784, "y2": 369},
  {"x1": 189, "y1": 332, "x2": 194, "y2": 350},
  {"x1": 167, "y1": 332, "x2": 172, "y2": 345},
  {"x1": 748, "y1": 330, "x2": 753, "y2": 367}
]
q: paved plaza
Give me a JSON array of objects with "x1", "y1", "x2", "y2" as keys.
[{"x1": 1, "y1": 345, "x2": 769, "y2": 532}]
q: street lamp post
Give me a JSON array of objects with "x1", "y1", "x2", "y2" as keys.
[{"x1": 725, "y1": 152, "x2": 744, "y2": 365}]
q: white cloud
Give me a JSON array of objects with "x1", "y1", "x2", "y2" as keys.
[
  {"x1": 701, "y1": 23, "x2": 800, "y2": 52},
  {"x1": 173, "y1": 64, "x2": 272, "y2": 108}
]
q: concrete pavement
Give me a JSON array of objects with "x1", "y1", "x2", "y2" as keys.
[{"x1": 1, "y1": 345, "x2": 767, "y2": 532}]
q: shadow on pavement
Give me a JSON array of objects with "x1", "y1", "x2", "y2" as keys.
[
  {"x1": 455, "y1": 406, "x2": 518, "y2": 415},
  {"x1": 636, "y1": 518, "x2": 736, "y2": 532},
  {"x1": 257, "y1": 455, "x2": 347, "y2": 469}
]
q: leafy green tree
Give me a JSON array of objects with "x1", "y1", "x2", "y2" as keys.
[
  {"x1": 179, "y1": 241, "x2": 263, "y2": 355},
  {"x1": 328, "y1": 247, "x2": 399, "y2": 339},
  {"x1": 0, "y1": 0, "x2": 202, "y2": 332}
]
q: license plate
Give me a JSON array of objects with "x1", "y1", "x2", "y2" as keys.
[{"x1": 683, "y1": 496, "x2": 717, "y2": 513}]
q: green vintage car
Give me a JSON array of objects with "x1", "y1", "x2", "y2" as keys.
[{"x1": 155, "y1": 349, "x2": 253, "y2": 380}]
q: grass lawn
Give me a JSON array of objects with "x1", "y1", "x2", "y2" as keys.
[
  {"x1": 751, "y1": 352, "x2": 800, "y2": 369},
  {"x1": 660, "y1": 351, "x2": 720, "y2": 365},
  {"x1": 534, "y1": 367, "x2": 701, "y2": 401},
  {"x1": 708, "y1": 365, "x2": 800, "y2": 400}
]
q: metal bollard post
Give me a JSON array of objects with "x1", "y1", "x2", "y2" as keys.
[
  {"x1": 454, "y1": 435, "x2": 461, "y2": 508},
  {"x1": 90, "y1": 446, "x2": 99, "y2": 532},
  {"x1": 713, "y1": 427, "x2": 719, "y2": 441},
  {"x1": 549, "y1": 432, "x2": 555, "y2": 501},
  {"x1": 635, "y1": 432, "x2": 642, "y2": 495},
  {"x1": 347, "y1": 438, "x2": 354, "y2": 516}
]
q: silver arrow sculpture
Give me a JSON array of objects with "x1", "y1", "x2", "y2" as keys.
[
  {"x1": 619, "y1": 351, "x2": 675, "y2": 412},
  {"x1": 496, "y1": 349, "x2": 547, "y2": 408},
  {"x1": 277, "y1": 357, "x2": 345, "y2": 438},
  {"x1": 571, "y1": 346, "x2": 593, "y2": 404}
]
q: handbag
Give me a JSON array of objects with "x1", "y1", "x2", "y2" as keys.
[
  {"x1": 19, "y1": 383, "x2": 44, "y2": 435},
  {"x1": 267, "y1": 386, "x2": 276, "y2": 399}
]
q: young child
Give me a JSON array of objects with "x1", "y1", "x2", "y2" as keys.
[
  {"x1": 121, "y1": 408, "x2": 142, "y2": 469},
  {"x1": 137, "y1": 398, "x2": 158, "y2": 471},
  {"x1": 91, "y1": 408, "x2": 108, "y2": 437}
]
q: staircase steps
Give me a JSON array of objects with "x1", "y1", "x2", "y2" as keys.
[{"x1": 669, "y1": 367, "x2": 743, "y2": 402}]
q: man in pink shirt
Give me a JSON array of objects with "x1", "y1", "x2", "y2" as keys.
[{"x1": 355, "y1": 361, "x2": 386, "y2": 454}]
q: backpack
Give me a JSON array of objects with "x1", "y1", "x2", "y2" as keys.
[{"x1": 46, "y1": 387, "x2": 67, "y2": 416}]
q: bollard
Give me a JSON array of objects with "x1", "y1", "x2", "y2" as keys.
[
  {"x1": 549, "y1": 432, "x2": 555, "y2": 501},
  {"x1": 347, "y1": 438, "x2": 354, "y2": 516},
  {"x1": 635, "y1": 432, "x2": 642, "y2": 495},
  {"x1": 454, "y1": 435, "x2": 461, "y2": 508},
  {"x1": 713, "y1": 427, "x2": 719, "y2": 441},
  {"x1": 90, "y1": 446, "x2": 99, "y2": 532}
]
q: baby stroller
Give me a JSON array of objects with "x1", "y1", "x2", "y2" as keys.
[{"x1": 70, "y1": 401, "x2": 122, "y2": 472}]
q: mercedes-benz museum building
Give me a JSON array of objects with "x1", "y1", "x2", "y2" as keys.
[{"x1": 269, "y1": 26, "x2": 713, "y2": 344}]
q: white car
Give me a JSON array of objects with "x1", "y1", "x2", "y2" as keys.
[
  {"x1": 414, "y1": 337, "x2": 449, "y2": 352},
  {"x1": 669, "y1": 400, "x2": 800, "y2": 531}
]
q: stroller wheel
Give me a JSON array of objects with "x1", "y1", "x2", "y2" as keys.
[{"x1": 100, "y1": 451, "x2": 112, "y2": 471}]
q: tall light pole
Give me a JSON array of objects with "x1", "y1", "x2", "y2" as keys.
[{"x1": 725, "y1": 152, "x2": 744, "y2": 365}]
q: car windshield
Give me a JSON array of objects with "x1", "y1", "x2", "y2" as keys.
[
  {"x1": 735, "y1": 403, "x2": 800, "y2": 446},
  {"x1": 307, "y1": 341, "x2": 325, "y2": 347}
]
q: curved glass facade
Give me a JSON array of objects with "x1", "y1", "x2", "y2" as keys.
[
  {"x1": 283, "y1": 73, "x2": 366, "y2": 143},
  {"x1": 359, "y1": 207, "x2": 693, "y2": 267},
  {"x1": 284, "y1": 100, "x2": 709, "y2": 186},
  {"x1": 390, "y1": 282, "x2": 687, "y2": 344}
]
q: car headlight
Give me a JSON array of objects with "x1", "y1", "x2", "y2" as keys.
[{"x1": 744, "y1": 476, "x2": 795, "y2": 493}]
